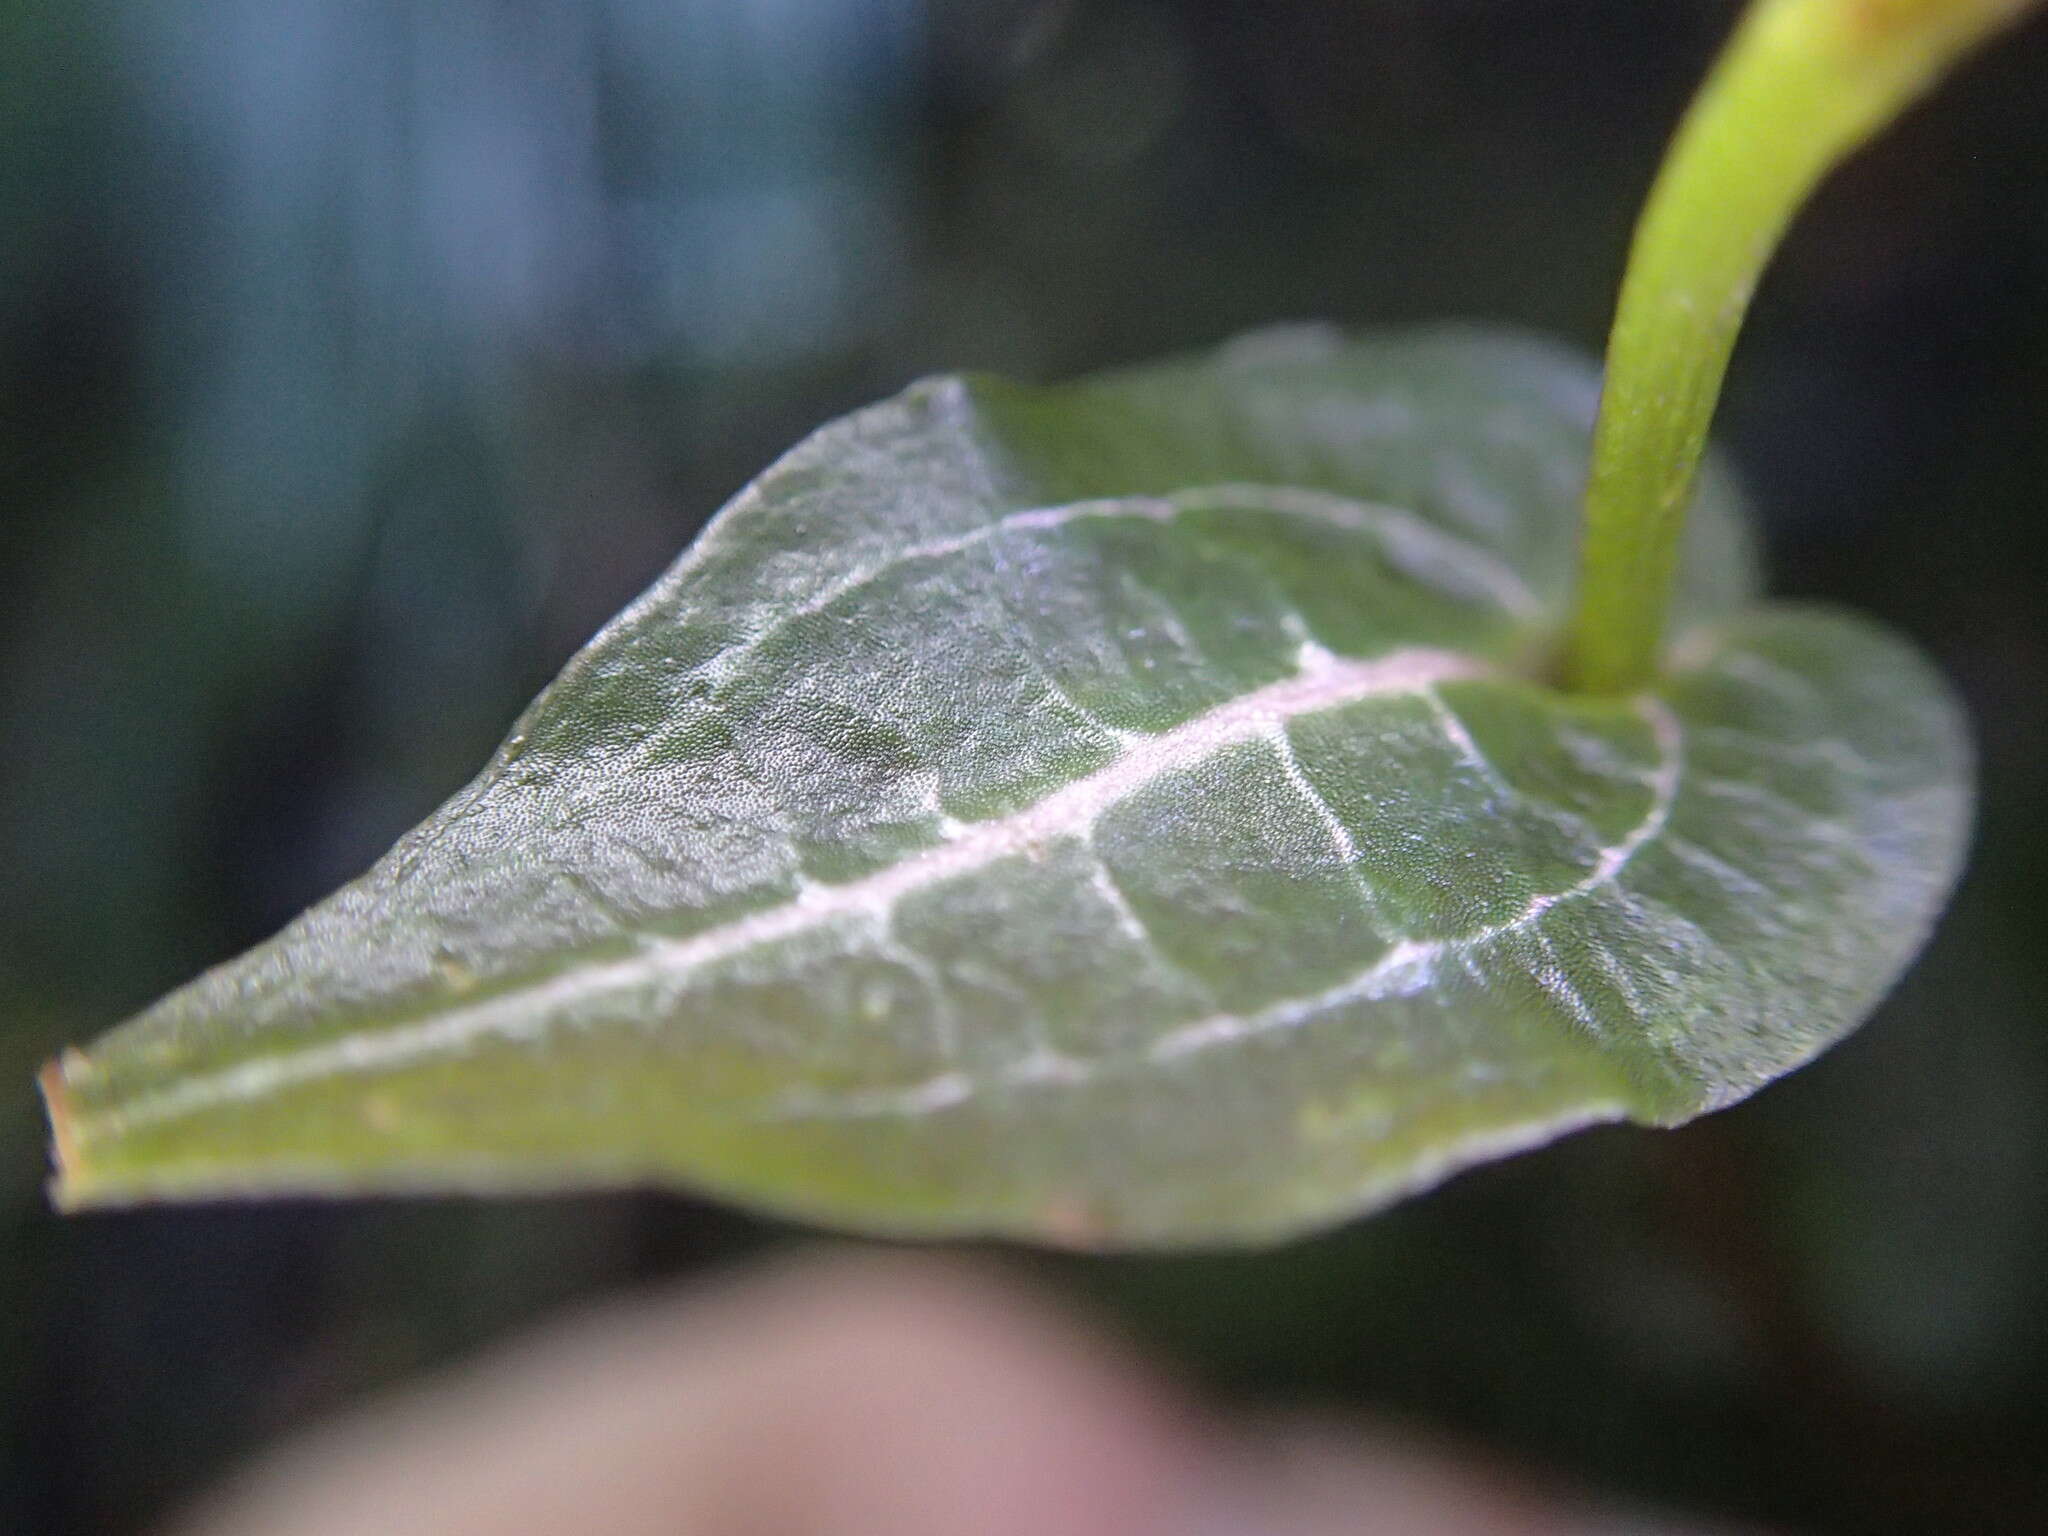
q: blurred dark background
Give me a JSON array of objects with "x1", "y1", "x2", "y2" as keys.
[{"x1": 5, "y1": 2, "x2": 2046, "y2": 1531}]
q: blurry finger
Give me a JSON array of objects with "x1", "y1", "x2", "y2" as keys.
[
  {"x1": 169, "y1": 1251, "x2": 1209, "y2": 1536},
  {"x1": 173, "y1": 1251, "x2": 1778, "y2": 1536}
]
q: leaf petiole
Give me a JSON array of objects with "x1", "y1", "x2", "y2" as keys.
[{"x1": 1564, "y1": 0, "x2": 2036, "y2": 695}]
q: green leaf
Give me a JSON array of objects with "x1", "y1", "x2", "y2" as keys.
[{"x1": 40, "y1": 327, "x2": 1970, "y2": 1247}]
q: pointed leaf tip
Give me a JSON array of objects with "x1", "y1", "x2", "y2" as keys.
[{"x1": 40, "y1": 1052, "x2": 84, "y2": 1210}]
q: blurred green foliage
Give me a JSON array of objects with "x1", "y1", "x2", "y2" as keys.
[{"x1": 4, "y1": 2, "x2": 2046, "y2": 1531}]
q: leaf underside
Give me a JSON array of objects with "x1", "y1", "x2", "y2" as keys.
[{"x1": 41, "y1": 326, "x2": 1970, "y2": 1248}]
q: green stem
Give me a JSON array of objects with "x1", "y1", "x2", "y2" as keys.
[{"x1": 1564, "y1": 0, "x2": 2035, "y2": 695}]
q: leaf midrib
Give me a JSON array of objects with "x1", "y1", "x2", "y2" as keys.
[
  {"x1": 762, "y1": 694, "x2": 1682, "y2": 1124},
  {"x1": 76, "y1": 642, "x2": 1502, "y2": 1142}
]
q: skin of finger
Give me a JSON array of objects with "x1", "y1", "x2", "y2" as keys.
[{"x1": 166, "y1": 1251, "x2": 1213, "y2": 1536}]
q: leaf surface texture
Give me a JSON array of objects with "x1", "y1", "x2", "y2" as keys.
[{"x1": 43, "y1": 327, "x2": 1970, "y2": 1245}]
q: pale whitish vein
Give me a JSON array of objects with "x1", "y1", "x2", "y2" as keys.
[
  {"x1": 1423, "y1": 686, "x2": 1623, "y2": 851},
  {"x1": 1266, "y1": 721, "x2": 1387, "y2": 925},
  {"x1": 1143, "y1": 698, "x2": 1681, "y2": 1064},
  {"x1": 1533, "y1": 931, "x2": 1603, "y2": 1036},
  {"x1": 988, "y1": 590, "x2": 1133, "y2": 746},
  {"x1": 1421, "y1": 685, "x2": 1514, "y2": 800},
  {"x1": 76, "y1": 646, "x2": 1487, "y2": 1137},
  {"x1": 1082, "y1": 845, "x2": 1153, "y2": 947},
  {"x1": 1660, "y1": 833, "x2": 1777, "y2": 902},
  {"x1": 1268, "y1": 721, "x2": 1361, "y2": 865},
  {"x1": 1171, "y1": 484, "x2": 1543, "y2": 619},
  {"x1": 1692, "y1": 776, "x2": 1876, "y2": 867},
  {"x1": 770, "y1": 696, "x2": 1682, "y2": 1119},
  {"x1": 874, "y1": 928, "x2": 959, "y2": 1059},
  {"x1": 1692, "y1": 726, "x2": 1885, "y2": 782},
  {"x1": 1079, "y1": 829, "x2": 1220, "y2": 1007},
  {"x1": 1583, "y1": 937, "x2": 1654, "y2": 1026},
  {"x1": 686, "y1": 482, "x2": 1536, "y2": 692},
  {"x1": 1714, "y1": 649, "x2": 1822, "y2": 707}
]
